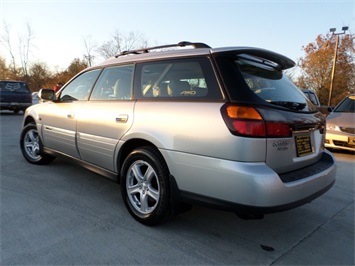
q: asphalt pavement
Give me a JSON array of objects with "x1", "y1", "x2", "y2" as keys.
[{"x1": 1, "y1": 112, "x2": 354, "y2": 265}]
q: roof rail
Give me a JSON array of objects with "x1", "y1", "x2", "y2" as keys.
[{"x1": 115, "y1": 41, "x2": 211, "y2": 58}]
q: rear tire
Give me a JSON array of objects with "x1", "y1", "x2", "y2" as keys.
[
  {"x1": 20, "y1": 123, "x2": 55, "y2": 164},
  {"x1": 120, "y1": 146, "x2": 171, "y2": 226}
]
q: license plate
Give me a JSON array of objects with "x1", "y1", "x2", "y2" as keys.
[
  {"x1": 348, "y1": 137, "x2": 355, "y2": 145},
  {"x1": 295, "y1": 134, "x2": 313, "y2": 157}
]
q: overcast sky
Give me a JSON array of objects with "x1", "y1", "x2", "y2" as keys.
[{"x1": 1, "y1": 0, "x2": 354, "y2": 71}]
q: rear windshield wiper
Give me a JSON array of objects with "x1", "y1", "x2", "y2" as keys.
[{"x1": 269, "y1": 101, "x2": 306, "y2": 110}]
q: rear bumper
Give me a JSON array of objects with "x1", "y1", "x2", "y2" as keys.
[
  {"x1": 179, "y1": 179, "x2": 335, "y2": 214},
  {"x1": 164, "y1": 149, "x2": 336, "y2": 213}
]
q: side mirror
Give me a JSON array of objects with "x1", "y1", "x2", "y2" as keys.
[{"x1": 38, "y1": 88, "x2": 56, "y2": 101}]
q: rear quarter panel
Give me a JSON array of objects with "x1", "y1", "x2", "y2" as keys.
[{"x1": 123, "y1": 101, "x2": 267, "y2": 162}]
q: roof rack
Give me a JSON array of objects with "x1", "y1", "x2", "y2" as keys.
[{"x1": 115, "y1": 41, "x2": 211, "y2": 58}]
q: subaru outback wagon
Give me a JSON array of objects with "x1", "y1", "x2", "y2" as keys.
[{"x1": 20, "y1": 41, "x2": 336, "y2": 225}]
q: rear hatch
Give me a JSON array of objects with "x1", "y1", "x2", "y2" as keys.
[
  {"x1": 214, "y1": 49, "x2": 325, "y2": 174},
  {"x1": 0, "y1": 81, "x2": 32, "y2": 104}
]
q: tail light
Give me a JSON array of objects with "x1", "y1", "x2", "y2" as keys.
[{"x1": 221, "y1": 104, "x2": 291, "y2": 138}]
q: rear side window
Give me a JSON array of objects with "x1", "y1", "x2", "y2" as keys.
[
  {"x1": 135, "y1": 58, "x2": 223, "y2": 100},
  {"x1": 0, "y1": 82, "x2": 29, "y2": 93}
]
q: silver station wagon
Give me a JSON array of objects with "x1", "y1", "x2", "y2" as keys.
[{"x1": 20, "y1": 42, "x2": 336, "y2": 225}]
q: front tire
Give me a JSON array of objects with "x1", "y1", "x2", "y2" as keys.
[
  {"x1": 120, "y1": 146, "x2": 171, "y2": 226},
  {"x1": 20, "y1": 123, "x2": 55, "y2": 164}
]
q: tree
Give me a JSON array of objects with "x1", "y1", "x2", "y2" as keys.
[
  {"x1": 82, "y1": 35, "x2": 97, "y2": 67},
  {"x1": 0, "y1": 22, "x2": 17, "y2": 75},
  {"x1": 297, "y1": 33, "x2": 355, "y2": 106},
  {"x1": 28, "y1": 62, "x2": 52, "y2": 91},
  {"x1": 18, "y1": 22, "x2": 34, "y2": 81},
  {"x1": 96, "y1": 29, "x2": 148, "y2": 59},
  {"x1": 0, "y1": 56, "x2": 11, "y2": 79},
  {"x1": 0, "y1": 21, "x2": 34, "y2": 81},
  {"x1": 52, "y1": 58, "x2": 88, "y2": 86}
]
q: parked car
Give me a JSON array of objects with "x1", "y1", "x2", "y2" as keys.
[
  {"x1": 0, "y1": 80, "x2": 32, "y2": 113},
  {"x1": 301, "y1": 89, "x2": 320, "y2": 107},
  {"x1": 32, "y1": 92, "x2": 40, "y2": 105},
  {"x1": 19, "y1": 42, "x2": 336, "y2": 225},
  {"x1": 325, "y1": 94, "x2": 355, "y2": 152},
  {"x1": 301, "y1": 88, "x2": 331, "y2": 116}
]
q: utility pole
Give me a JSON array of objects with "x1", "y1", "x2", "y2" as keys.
[{"x1": 328, "y1": 26, "x2": 349, "y2": 106}]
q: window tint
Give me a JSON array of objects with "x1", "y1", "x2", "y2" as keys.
[
  {"x1": 90, "y1": 65, "x2": 134, "y2": 101},
  {"x1": 215, "y1": 54, "x2": 317, "y2": 112},
  {"x1": 59, "y1": 69, "x2": 101, "y2": 101},
  {"x1": 0, "y1": 82, "x2": 29, "y2": 93},
  {"x1": 136, "y1": 58, "x2": 222, "y2": 100},
  {"x1": 237, "y1": 57, "x2": 310, "y2": 110}
]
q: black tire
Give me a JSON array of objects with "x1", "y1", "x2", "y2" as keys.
[
  {"x1": 20, "y1": 123, "x2": 55, "y2": 164},
  {"x1": 120, "y1": 146, "x2": 171, "y2": 226}
]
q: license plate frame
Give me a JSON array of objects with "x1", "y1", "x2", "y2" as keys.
[{"x1": 295, "y1": 134, "x2": 313, "y2": 157}]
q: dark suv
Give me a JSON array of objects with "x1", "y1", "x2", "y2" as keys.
[
  {"x1": 0, "y1": 80, "x2": 32, "y2": 113},
  {"x1": 20, "y1": 42, "x2": 336, "y2": 225}
]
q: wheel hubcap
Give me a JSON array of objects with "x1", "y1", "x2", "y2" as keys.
[
  {"x1": 126, "y1": 160, "x2": 160, "y2": 214},
  {"x1": 24, "y1": 129, "x2": 41, "y2": 160}
]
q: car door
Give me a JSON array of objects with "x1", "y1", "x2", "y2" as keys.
[
  {"x1": 40, "y1": 69, "x2": 101, "y2": 158},
  {"x1": 76, "y1": 65, "x2": 135, "y2": 171}
]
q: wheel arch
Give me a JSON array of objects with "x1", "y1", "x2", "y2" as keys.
[
  {"x1": 117, "y1": 138, "x2": 161, "y2": 177},
  {"x1": 116, "y1": 138, "x2": 182, "y2": 210},
  {"x1": 23, "y1": 115, "x2": 36, "y2": 126}
]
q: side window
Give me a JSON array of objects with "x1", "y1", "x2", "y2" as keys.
[
  {"x1": 90, "y1": 65, "x2": 134, "y2": 101},
  {"x1": 308, "y1": 92, "x2": 320, "y2": 106},
  {"x1": 59, "y1": 69, "x2": 101, "y2": 101},
  {"x1": 136, "y1": 58, "x2": 222, "y2": 100}
]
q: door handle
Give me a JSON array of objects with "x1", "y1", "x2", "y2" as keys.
[{"x1": 116, "y1": 115, "x2": 128, "y2": 123}]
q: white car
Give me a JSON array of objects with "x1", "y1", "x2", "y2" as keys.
[
  {"x1": 32, "y1": 92, "x2": 40, "y2": 105},
  {"x1": 326, "y1": 95, "x2": 355, "y2": 152}
]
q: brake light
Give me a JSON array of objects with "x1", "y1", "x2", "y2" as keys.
[
  {"x1": 221, "y1": 104, "x2": 291, "y2": 138},
  {"x1": 267, "y1": 122, "x2": 291, "y2": 137}
]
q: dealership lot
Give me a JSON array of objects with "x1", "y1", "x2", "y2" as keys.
[{"x1": 1, "y1": 112, "x2": 354, "y2": 265}]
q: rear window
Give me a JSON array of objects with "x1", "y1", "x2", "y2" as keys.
[
  {"x1": 216, "y1": 53, "x2": 317, "y2": 112},
  {"x1": 237, "y1": 56, "x2": 316, "y2": 111},
  {"x1": 0, "y1": 82, "x2": 30, "y2": 93}
]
